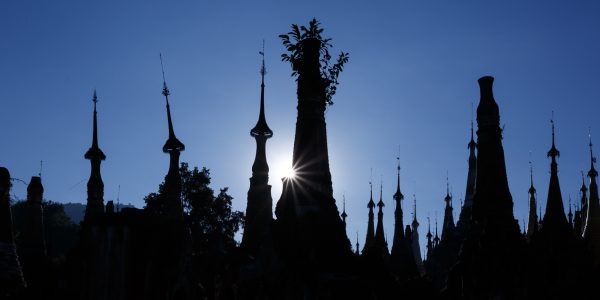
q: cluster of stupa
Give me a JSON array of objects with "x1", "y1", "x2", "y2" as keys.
[{"x1": 2, "y1": 36, "x2": 600, "y2": 299}]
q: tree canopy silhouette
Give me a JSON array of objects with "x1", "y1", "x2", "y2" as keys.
[
  {"x1": 144, "y1": 162, "x2": 244, "y2": 251},
  {"x1": 279, "y1": 18, "x2": 349, "y2": 105},
  {"x1": 11, "y1": 200, "x2": 79, "y2": 259}
]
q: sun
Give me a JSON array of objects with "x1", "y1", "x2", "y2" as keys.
[
  {"x1": 283, "y1": 166, "x2": 296, "y2": 179},
  {"x1": 271, "y1": 154, "x2": 295, "y2": 180}
]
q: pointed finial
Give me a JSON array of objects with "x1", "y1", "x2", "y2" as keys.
[
  {"x1": 528, "y1": 154, "x2": 535, "y2": 193},
  {"x1": 370, "y1": 168, "x2": 373, "y2": 199},
  {"x1": 377, "y1": 176, "x2": 384, "y2": 208},
  {"x1": 93, "y1": 89, "x2": 98, "y2": 104},
  {"x1": 259, "y1": 39, "x2": 266, "y2": 79},
  {"x1": 159, "y1": 53, "x2": 170, "y2": 97},
  {"x1": 427, "y1": 215, "x2": 431, "y2": 233},
  {"x1": 551, "y1": 112, "x2": 556, "y2": 147},
  {"x1": 548, "y1": 112, "x2": 560, "y2": 159},
  {"x1": 446, "y1": 171, "x2": 450, "y2": 196},
  {"x1": 413, "y1": 194, "x2": 417, "y2": 221},
  {"x1": 85, "y1": 88, "x2": 106, "y2": 161},
  {"x1": 589, "y1": 127, "x2": 598, "y2": 177},
  {"x1": 397, "y1": 145, "x2": 401, "y2": 172},
  {"x1": 251, "y1": 41, "x2": 273, "y2": 137},
  {"x1": 343, "y1": 193, "x2": 346, "y2": 211}
]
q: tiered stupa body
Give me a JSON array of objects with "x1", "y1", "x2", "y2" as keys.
[
  {"x1": 241, "y1": 53, "x2": 274, "y2": 256},
  {"x1": 449, "y1": 76, "x2": 524, "y2": 298},
  {"x1": 390, "y1": 161, "x2": 418, "y2": 278},
  {"x1": 273, "y1": 37, "x2": 351, "y2": 297}
]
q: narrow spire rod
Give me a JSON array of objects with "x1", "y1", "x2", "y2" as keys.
[
  {"x1": 529, "y1": 153, "x2": 533, "y2": 187},
  {"x1": 259, "y1": 39, "x2": 266, "y2": 80},
  {"x1": 551, "y1": 111, "x2": 556, "y2": 147},
  {"x1": 380, "y1": 175, "x2": 383, "y2": 201},
  {"x1": 159, "y1": 53, "x2": 170, "y2": 98},
  {"x1": 589, "y1": 127, "x2": 595, "y2": 166},
  {"x1": 413, "y1": 194, "x2": 417, "y2": 221},
  {"x1": 39, "y1": 160, "x2": 43, "y2": 178},
  {"x1": 446, "y1": 171, "x2": 450, "y2": 196}
]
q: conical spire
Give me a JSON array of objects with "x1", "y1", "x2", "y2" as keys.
[
  {"x1": 426, "y1": 216, "x2": 433, "y2": 260},
  {"x1": 457, "y1": 113, "x2": 477, "y2": 238},
  {"x1": 158, "y1": 54, "x2": 185, "y2": 219},
  {"x1": 84, "y1": 90, "x2": 106, "y2": 161},
  {"x1": 442, "y1": 174, "x2": 455, "y2": 241},
  {"x1": 160, "y1": 54, "x2": 185, "y2": 154},
  {"x1": 84, "y1": 90, "x2": 106, "y2": 218},
  {"x1": 583, "y1": 134, "x2": 600, "y2": 244},
  {"x1": 251, "y1": 41, "x2": 273, "y2": 138},
  {"x1": 526, "y1": 160, "x2": 538, "y2": 240},
  {"x1": 393, "y1": 153, "x2": 404, "y2": 203},
  {"x1": 542, "y1": 116, "x2": 568, "y2": 233},
  {"x1": 392, "y1": 156, "x2": 405, "y2": 247},
  {"x1": 363, "y1": 181, "x2": 376, "y2": 253},
  {"x1": 375, "y1": 180, "x2": 387, "y2": 249},
  {"x1": 583, "y1": 132, "x2": 600, "y2": 266},
  {"x1": 411, "y1": 194, "x2": 424, "y2": 273}
]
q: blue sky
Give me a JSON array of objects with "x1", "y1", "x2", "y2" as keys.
[{"x1": 2, "y1": 1, "x2": 600, "y2": 255}]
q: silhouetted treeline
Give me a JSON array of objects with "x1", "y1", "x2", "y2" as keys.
[{"x1": 11, "y1": 200, "x2": 79, "y2": 259}]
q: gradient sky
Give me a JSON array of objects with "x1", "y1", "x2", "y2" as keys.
[{"x1": 2, "y1": 1, "x2": 600, "y2": 255}]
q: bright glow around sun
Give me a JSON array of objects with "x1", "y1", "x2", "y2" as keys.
[
  {"x1": 284, "y1": 167, "x2": 296, "y2": 179},
  {"x1": 271, "y1": 154, "x2": 295, "y2": 180}
]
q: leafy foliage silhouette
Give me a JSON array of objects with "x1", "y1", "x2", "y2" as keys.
[
  {"x1": 279, "y1": 18, "x2": 349, "y2": 105},
  {"x1": 11, "y1": 200, "x2": 79, "y2": 259},
  {"x1": 144, "y1": 162, "x2": 244, "y2": 251}
]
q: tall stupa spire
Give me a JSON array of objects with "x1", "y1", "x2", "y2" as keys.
[
  {"x1": 392, "y1": 154, "x2": 405, "y2": 246},
  {"x1": 363, "y1": 181, "x2": 376, "y2": 253},
  {"x1": 84, "y1": 90, "x2": 106, "y2": 218},
  {"x1": 241, "y1": 43, "x2": 275, "y2": 254},
  {"x1": 541, "y1": 115, "x2": 568, "y2": 233},
  {"x1": 411, "y1": 194, "x2": 424, "y2": 274},
  {"x1": 159, "y1": 54, "x2": 185, "y2": 219},
  {"x1": 160, "y1": 54, "x2": 185, "y2": 155},
  {"x1": 457, "y1": 109, "x2": 478, "y2": 239},
  {"x1": 375, "y1": 179, "x2": 388, "y2": 252},
  {"x1": 583, "y1": 132, "x2": 600, "y2": 266},
  {"x1": 442, "y1": 173, "x2": 455, "y2": 240},
  {"x1": 526, "y1": 159, "x2": 538, "y2": 240}
]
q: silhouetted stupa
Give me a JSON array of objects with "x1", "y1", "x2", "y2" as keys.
[{"x1": 84, "y1": 90, "x2": 106, "y2": 219}]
